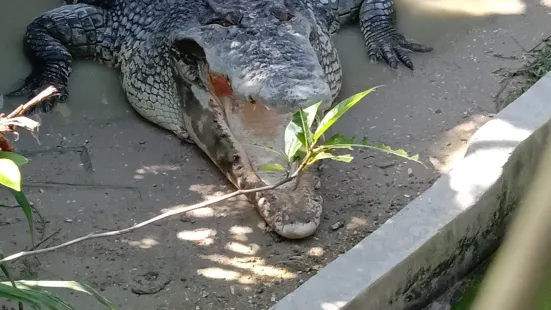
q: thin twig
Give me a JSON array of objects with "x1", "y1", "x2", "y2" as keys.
[
  {"x1": 6, "y1": 86, "x2": 58, "y2": 118},
  {"x1": 0, "y1": 86, "x2": 59, "y2": 152},
  {"x1": 0, "y1": 83, "x2": 310, "y2": 264},
  {"x1": 30, "y1": 229, "x2": 61, "y2": 251},
  {"x1": 0, "y1": 172, "x2": 302, "y2": 264},
  {"x1": 511, "y1": 36, "x2": 527, "y2": 53}
]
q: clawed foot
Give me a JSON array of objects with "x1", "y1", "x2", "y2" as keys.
[
  {"x1": 6, "y1": 74, "x2": 68, "y2": 115},
  {"x1": 367, "y1": 33, "x2": 433, "y2": 70}
]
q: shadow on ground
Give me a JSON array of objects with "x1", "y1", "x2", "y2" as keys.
[{"x1": 0, "y1": 0, "x2": 547, "y2": 309}]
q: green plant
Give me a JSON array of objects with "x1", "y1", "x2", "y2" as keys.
[
  {"x1": 497, "y1": 37, "x2": 551, "y2": 110},
  {"x1": 258, "y1": 88, "x2": 422, "y2": 174},
  {"x1": 0, "y1": 87, "x2": 115, "y2": 309},
  {"x1": 0, "y1": 88, "x2": 421, "y2": 309},
  {"x1": 0, "y1": 151, "x2": 116, "y2": 309}
]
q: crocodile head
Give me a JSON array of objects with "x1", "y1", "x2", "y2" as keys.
[{"x1": 168, "y1": 0, "x2": 340, "y2": 239}]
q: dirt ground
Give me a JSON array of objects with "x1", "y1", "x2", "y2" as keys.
[{"x1": 0, "y1": 0, "x2": 549, "y2": 309}]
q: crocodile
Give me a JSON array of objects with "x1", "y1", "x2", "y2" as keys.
[{"x1": 8, "y1": 0, "x2": 432, "y2": 239}]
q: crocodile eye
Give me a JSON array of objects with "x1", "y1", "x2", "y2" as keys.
[
  {"x1": 210, "y1": 18, "x2": 234, "y2": 27},
  {"x1": 270, "y1": 6, "x2": 295, "y2": 22},
  {"x1": 280, "y1": 12, "x2": 294, "y2": 21},
  {"x1": 270, "y1": 8, "x2": 295, "y2": 22}
]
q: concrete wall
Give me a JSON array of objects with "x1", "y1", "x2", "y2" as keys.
[{"x1": 271, "y1": 73, "x2": 551, "y2": 310}]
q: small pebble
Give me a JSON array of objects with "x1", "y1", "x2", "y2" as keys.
[
  {"x1": 314, "y1": 180, "x2": 321, "y2": 190},
  {"x1": 65, "y1": 219, "x2": 73, "y2": 223},
  {"x1": 331, "y1": 221, "x2": 343, "y2": 230},
  {"x1": 376, "y1": 162, "x2": 395, "y2": 169}
]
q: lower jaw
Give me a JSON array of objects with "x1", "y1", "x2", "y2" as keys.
[
  {"x1": 198, "y1": 93, "x2": 323, "y2": 239},
  {"x1": 219, "y1": 96, "x2": 298, "y2": 188}
]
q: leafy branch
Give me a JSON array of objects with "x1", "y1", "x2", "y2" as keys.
[
  {"x1": 258, "y1": 87, "x2": 424, "y2": 174},
  {"x1": 0, "y1": 87, "x2": 424, "y2": 309},
  {"x1": 0, "y1": 87, "x2": 116, "y2": 309}
]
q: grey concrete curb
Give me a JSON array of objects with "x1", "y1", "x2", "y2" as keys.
[{"x1": 271, "y1": 72, "x2": 551, "y2": 310}]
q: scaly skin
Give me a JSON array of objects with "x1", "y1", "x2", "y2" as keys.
[{"x1": 7, "y1": 0, "x2": 432, "y2": 239}]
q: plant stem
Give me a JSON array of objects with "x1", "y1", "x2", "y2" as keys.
[{"x1": 0, "y1": 169, "x2": 308, "y2": 264}]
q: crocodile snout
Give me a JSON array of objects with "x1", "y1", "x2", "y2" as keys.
[
  {"x1": 255, "y1": 172, "x2": 323, "y2": 239},
  {"x1": 254, "y1": 77, "x2": 333, "y2": 114}
]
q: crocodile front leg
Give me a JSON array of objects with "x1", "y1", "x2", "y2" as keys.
[
  {"x1": 8, "y1": 4, "x2": 114, "y2": 113},
  {"x1": 317, "y1": 0, "x2": 433, "y2": 69},
  {"x1": 359, "y1": 0, "x2": 432, "y2": 69}
]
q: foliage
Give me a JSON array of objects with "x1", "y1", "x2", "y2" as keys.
[
  {"x1": 452, "y1": 265, "x2": 551, "y2": 310},
  {"x1": 0, "y1": 87, "x2": 421, "y2": 309},
  {"x1": 498, "y1": 38, "x2": 551, "y2": 110},
  {"x1": 260, "y1": 88, "x2": 422, "y2": 174},
  {"x1": 0, "y1": 98, "x2": 115, "y2": 309},
  {"x1": 450, "y1": 273, "x2": 485, "y2": 310},
  {"x1": 0, "y1": 280, "x2": 116, "y2": 310}
]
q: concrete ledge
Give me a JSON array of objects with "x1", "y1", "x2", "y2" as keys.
[{"x1": 271, "y1": 72, "x2": 551, "y2": 310}]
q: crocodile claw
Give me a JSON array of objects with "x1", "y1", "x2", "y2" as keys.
[
  {"x1": 367, "y1": 33, "x2": 433, "y2": 71},
  {"x1": 7, "y1": 73, "x2": 68, "y2": 115}
]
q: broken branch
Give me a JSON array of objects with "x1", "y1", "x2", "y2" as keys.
[
  {"x1": 0, "y1": 169, "x2": 305, "y2": 264},
  {"x1": 6, "y1": 86, "x2": 58, "y2": 118},
  {"x1": 0, "y1": 86, "x2": 59, "y2": 151}
]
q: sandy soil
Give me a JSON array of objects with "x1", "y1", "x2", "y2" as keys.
[{"x1": 0, "y1": 0, "x2": 549, "y2": 309}]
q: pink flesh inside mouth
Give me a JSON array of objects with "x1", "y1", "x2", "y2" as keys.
[{"x1": 206, "y1": 71, "x2": 298, "y2": 189}]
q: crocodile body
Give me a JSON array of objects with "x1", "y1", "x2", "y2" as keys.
[{"x1": 8, "y1": 0, "x2": 431, "y2": 239}]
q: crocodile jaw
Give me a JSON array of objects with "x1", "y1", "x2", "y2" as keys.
[
  {"x1": 209, "y1": 74, "x2": 324, "y2": 239},
  {"x1": 219, "y1": 97, "x2": 295, "y2": 186},
  {"x1": 169, "y1": 11, "x2": 332, "y2": 238},
  {"x1": 177, "y1": 68, "x2": 323, "y2": 239}
]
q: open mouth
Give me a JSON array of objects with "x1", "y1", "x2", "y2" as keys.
[
  {"x1": 174, "y1": 41, "x2": 325, "y2": 239},
  {"x1": 204, "y1": 70, "x2": 297, "y2": 189}
]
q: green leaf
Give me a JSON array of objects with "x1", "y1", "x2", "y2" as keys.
[
  {"x1": 322, "y1": 134, "x2": 356, "y2": 150},
  {"x1": 310, "y1": 152, "x2": 337, "y2": 162},
  {"x1": 0, "y1": 281, "x2": 76, "y2": 309},
  {"x1": 258, "y1": 163, "x2": 287, "y2": 173},
  {"x1": 284, "y1": 117, "x2": 303, "y2": 161},
  {"x1": 312, "y1": 88, "x2": 377, "y2": 144},
  {"x1": 10, "y1": 189, "x2": 35, "y2": 246},
  {"x1": 0, "y1": 158, "x2": 21, "y2": 191},
  {"x1": 0, "y1": 250, "x2": 24, "y2": 310},
  {"x1": 292, "y1": 150, "x2": 308, "y2": 163},
  {"x1": 0, "y1": 250, "x2": 12, "y2": 279},
  {"x1": 284, "y1": 102, "x2": 321, "y2": 161},
  {"x1": 9, "y1": 280, "x2": 117, "y2": 310},
  {"x1": 297, "y1": 101, "x2": 321, "y2": 149},
  {"x1": 307, "y1": 152, "x2": 354, "y2": 166},
  {"x1": 246, "y1": 144, "x2": 285, "y2": 157},
  {"x1": 0, "y1": 152, "x2": 28, "y2": 166},
  {"x1": 328, "y1": 154, "x2": 354, "y2": 163},
  {"x1": 315, "y1": 137, "x2": 422, "y2": 165},
  {"x1": 0, "y1": 283, "x2": 43, "y2": 309},
  {"x1": 360, "y1": 137, "x2": 421, "y2": 163},
  {"x1": 0, "y1": 250, "x2": 15, "y2": 287}
]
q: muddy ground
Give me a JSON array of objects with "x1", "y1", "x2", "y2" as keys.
[{"x1": 0, "y1": 0, "x2": 549, "y2": 309}]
